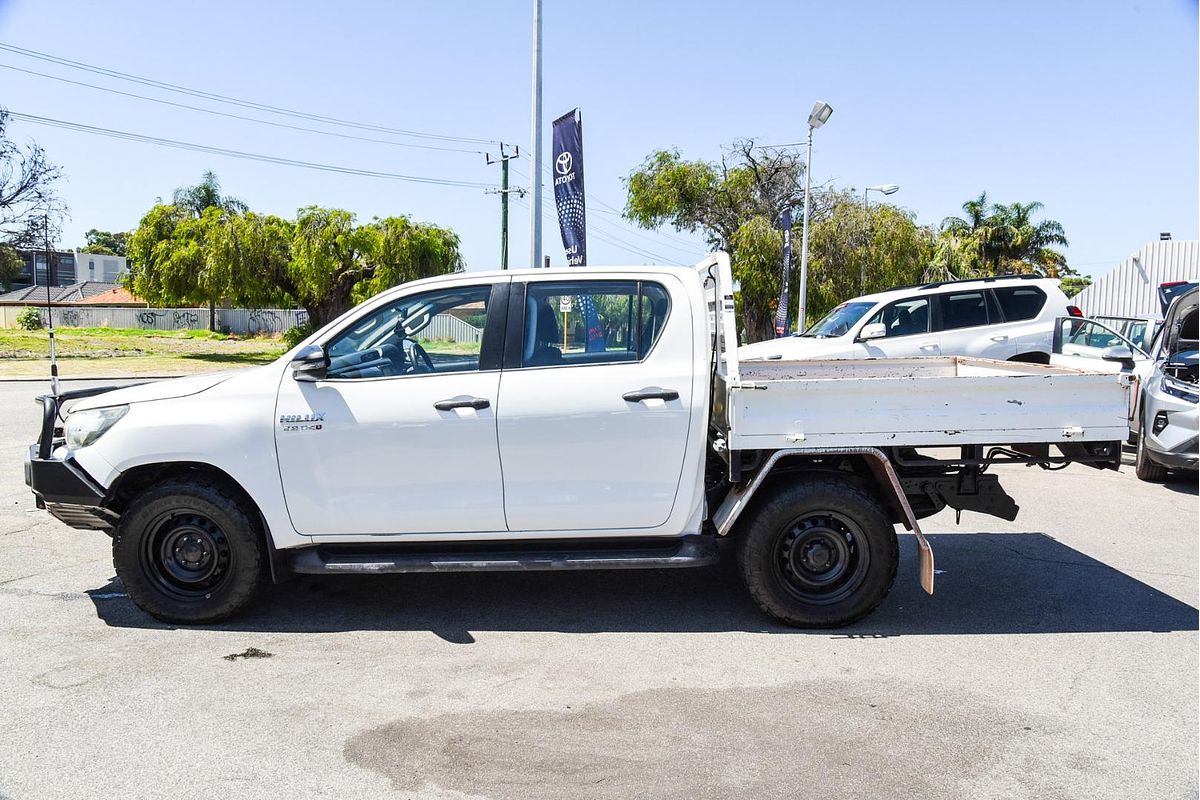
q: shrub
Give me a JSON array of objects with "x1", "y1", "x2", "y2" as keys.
[
  {"x1": 282, "y1": 322, "x2": 314, "y2": 348},
  {"x1": 16, "y1": 307, "x2": 43, "y2": 330}
]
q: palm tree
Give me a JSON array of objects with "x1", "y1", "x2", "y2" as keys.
[
  {"x1": 991, "y1": 201, "x2": 1069, "y2": 276},
  {"x1": 938, "y1": 193, "x2": 1069, "y2": 277},
  {"x1": 172, "y1": 171, "x2": 247, "y2": 217}
]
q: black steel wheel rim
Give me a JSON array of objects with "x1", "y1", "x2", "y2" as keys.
[
  {"x1": 772, "y1": 510, "x2": 870, "y2": 605},
  {"x1": 139, "y1": 511, "x2": 233, "y2": 600}
]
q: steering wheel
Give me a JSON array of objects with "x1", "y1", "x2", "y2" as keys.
[{"x1": 407, "y1": 340, "x2": 435, "y2": 373}]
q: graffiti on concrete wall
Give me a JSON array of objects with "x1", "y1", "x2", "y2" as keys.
[
  {"x1": 136, "y1": 310, "x2": 167, "y2": 326},
  {"x1": 58, "y1": 308, "x2": 82, "y2": 327}
]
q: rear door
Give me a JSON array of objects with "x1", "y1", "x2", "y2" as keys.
[
  {"x1": 931, "y1": 288, "x2": 1015, "y2": 359},
  {"x1": 496, "y1": 276, "x2": 693, "y2": 532}
]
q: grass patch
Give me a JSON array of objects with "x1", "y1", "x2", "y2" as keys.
[{"x1": 0, "y1": 326, "x2": 287, "y2": 377}]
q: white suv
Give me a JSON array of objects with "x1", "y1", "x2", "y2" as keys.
[{"x1": 741, "y1": 275, "x2": 1078, "y2": 363}]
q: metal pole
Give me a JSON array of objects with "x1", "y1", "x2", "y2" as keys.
[
  {"x1": 500, "y1": 155, "x2": 509, "y2": 270},
  {"x1": 43, "y1": 215, "x2": 59, "y2": 397},
  {"x1": 797, "y1": 126, "x2": 814, "y2": 334},
  {"x1": 529, "y1": 0, "x2": 543, "y2": 268}
]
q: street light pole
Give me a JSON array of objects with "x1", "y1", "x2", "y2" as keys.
[
  {"x1": 528, "y1": 0, "x2": 543, "y2": 269},
  {"x1": 797, "y1": 101, "x2": 832, "y2": 334},
  {"x1": 860, "y1": 183, "x2": 900, "y2": 292}
]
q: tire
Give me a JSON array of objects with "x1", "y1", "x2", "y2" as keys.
[
  {"x1": 1008, "y1": 351, "x2": 1051, "y2": 365},
  {"x1": 113, "y1": 478, "x2": 266, "y2": 624},
  {"x1": 1134, "y1": 418, "x2": 1168, "y2": 482},
  {"x1": 736, "y1": 477, "x2": 899, "y2": 628}
]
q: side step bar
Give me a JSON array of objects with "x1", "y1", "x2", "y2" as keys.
[{"x1": 285, "y1": 535, "x2": 719, "y2": 576}]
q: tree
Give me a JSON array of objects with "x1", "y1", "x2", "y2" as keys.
[
  {"x1": 172, "y1": 170, "x2": 247, "y2": 216},
  {"x1": 0, "y1": 245, "x2": 22, "y2": 290},
  {"x1": 806, "y1": 194, "x2": 935, "y2": 322},
  {"x1": 625, "y1": 141, "x2": 835, "y2": 341},
  {"x1": 292, "y1": 207, "x2": 464, "y2": 326},
  {"x1": 127, "y1": 202, "x2": 464, "y2": 329},
  {"x1": 78, "y1": 229, "x2": 130, "y2": 257},
  {"x1": 940, "y1": 193, "x2": 1069, "y2": 276},
  {"x1": 0, "y1": 108, "x2": 63, "y2": 249}
]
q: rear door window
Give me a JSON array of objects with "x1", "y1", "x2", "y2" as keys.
[
  {"x1": 519, "y1": 280, "x2": 671, "y2": 368},
  {"x1": 992, "y1": 286, "x2": 1047, "y2": 322},
  {"x1": 936, "y1": 290, "x2": 990, "y2": 331}
]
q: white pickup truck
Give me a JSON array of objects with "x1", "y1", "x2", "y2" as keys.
[{"x1": 26, "y1": 254, "x2": 1133, "y2": 627}]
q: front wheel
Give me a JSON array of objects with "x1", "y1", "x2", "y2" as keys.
[
  {"x1": 113, "y1": 478, "x2": 266, "y2": 624},
  {"x1": 1134, "y1": 418, "x2": 1168, "y2": 482},
  {"x1": 736, "y1": 477, "x2": 899, "y2": 627}
]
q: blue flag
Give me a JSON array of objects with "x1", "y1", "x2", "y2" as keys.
[
  {"x1": 552, "y1": 109, "x2": 587, "y2": 267},
  {"x1": 552, "y1": 108, "x2": 603, "y2": 352}
]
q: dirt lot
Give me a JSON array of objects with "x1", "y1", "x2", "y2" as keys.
[
  {"x1": 0, "y1": 378, "x2": 1195, "y2": 800},
  {"x1": 0, "y1": 328, "x2": 285, "y2": 377}
]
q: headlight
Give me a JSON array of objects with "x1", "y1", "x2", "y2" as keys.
[
  {"x1": 65, "y1": 405, "x2": 128, "y2": 450},
  {"x1": 1160, "y1": 377, "x2": 1199, "y2": 404}
]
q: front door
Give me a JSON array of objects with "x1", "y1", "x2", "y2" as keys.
[
  {"x1": 275, "y1": 281, "x2": 508, "y2": 536},
  {"x1": 497, "y1": 277, "x2": 694, "y2": 532},
  {"x1": 855, "y1": 295, "x2": 938, "y2": 357}
]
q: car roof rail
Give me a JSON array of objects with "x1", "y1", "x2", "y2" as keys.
[{"x1": 917, "y1": 273, "x2": 1044, "y2": 291}]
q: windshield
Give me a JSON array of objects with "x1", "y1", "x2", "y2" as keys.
[{"x1": 799, "y1": 301, "x2": 876, "y2": 338}]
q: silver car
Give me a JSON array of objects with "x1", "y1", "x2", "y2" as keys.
[{"x1": 1135, "y1": 286, "x2": 1198, "y2": 481}]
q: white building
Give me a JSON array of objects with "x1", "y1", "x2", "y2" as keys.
[{"x1": 1074, "y1": 237, "x2": 1199, "y2": 318}]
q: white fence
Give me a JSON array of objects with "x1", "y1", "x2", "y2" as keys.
[{"x1": 0, "y1": 306, "x2": 308, "y2": 335}]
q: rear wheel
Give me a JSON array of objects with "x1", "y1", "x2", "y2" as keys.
[
  {"x1": 113, "y1": 478, "x2": 266, "y2": 624},
  {"x1": 736, "y1": 477, "x2": 899, "y2": 627},
  {"x1": 1134, "y1": 418, "x2": 1168, "y2": 482}
]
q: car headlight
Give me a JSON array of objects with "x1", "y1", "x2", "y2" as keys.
[
  {"x1": 1160, "y1": 377, "x2": 1199, "y2": 404},
  {"x1": 65, "y1": 405, "x2": 129, "y2": 450}
]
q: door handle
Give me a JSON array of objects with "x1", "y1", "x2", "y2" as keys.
[
  {"x1": 434, "y1": 396, "x2": 490, "y2": 411},
  {"x1": 622, "y1": 387, "x2": 680, "y2": 403},
  {"x1": 919, "y1": 343, "x2": 938, "y2": 351},
  {"x1": 990, "y1": 335, "x2": 1009, "y2": 342}
]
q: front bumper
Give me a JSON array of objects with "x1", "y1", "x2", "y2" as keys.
[
  {"x1": 27, "y1": 387, "x2": 125, "y2": 531},
  {"x1": 26, "y1": 444, "x2": 119, "y2": 530},
  {"x1": 1142, "y1": 389, "x2": 1199, "y2": 471}
]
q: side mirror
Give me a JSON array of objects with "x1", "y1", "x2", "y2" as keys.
[
  {"x1": 290, "y1": 343, "x2": 329, "y2": 382},
  {"x1": 859, "y1": 322, "x2": 887, "y2": 341},
  {"x1": 1100, "y1": 345, "x2": 1136, "y2": 369}
]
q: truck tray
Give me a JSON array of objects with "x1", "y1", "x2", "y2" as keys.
[{"x1": 720, "y1": 357, "x2": 1132, "y2": 450}]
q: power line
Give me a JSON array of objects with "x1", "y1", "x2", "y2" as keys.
[
  {"x1": 519, "y1": 161, "x2": 703, "y2": 249},
  {"x1": 510, "y1": 164, "x2": 700, "y2": 256},
  {"x1": 7, "y1": 111, "x2": 497, "y2": 189},
  {"x1": 0, "y1": 62, "x2": 486, "y2": 155},
  {"x1": 0, "y1": 42, "x2": 500, "y2": 145},
  {"x1": 515, "y1": 196, "x2": 686, "y2": 265}
]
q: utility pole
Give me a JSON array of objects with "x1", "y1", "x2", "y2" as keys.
[
  {"x1": 529, "y1": 0, "x2": 543, "y2": 268},
  {"x1": 486, "y1": 144, "x2": 525, "y2": 270}
]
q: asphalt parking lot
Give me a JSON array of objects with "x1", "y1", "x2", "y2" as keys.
[{"x1": 0, "y1": 379, "x2": 1196, "y2": 800}]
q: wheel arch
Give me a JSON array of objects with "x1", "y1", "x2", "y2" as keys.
[
  {"x1": 710, "y1": 447, "x2": 934, "y2": 595},
  {"x1": 106, "y1": 461, "x2": 290, "y2": 583}
]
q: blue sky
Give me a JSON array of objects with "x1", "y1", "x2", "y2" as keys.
[{"x1": 1, "y1": 0, "x2": 1196, "y2": 278}]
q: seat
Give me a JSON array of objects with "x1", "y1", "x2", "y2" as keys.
[
  {"x1": 527, "y1": 302, "x2": 563, "y2": 366},
  {"x1": 891, "y1": 308, "x2": 914, "y2": 336}
]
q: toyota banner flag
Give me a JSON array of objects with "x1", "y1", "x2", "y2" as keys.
[
  {"x1": 773, "y1": 209, "x2": 794, "y2": 337},
  {"x1": 552, "y1": 109, "x2": 587, "y2": 267},
  {"x1": 552, "y1": 108, "x2": 603, "y2": 352}
]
